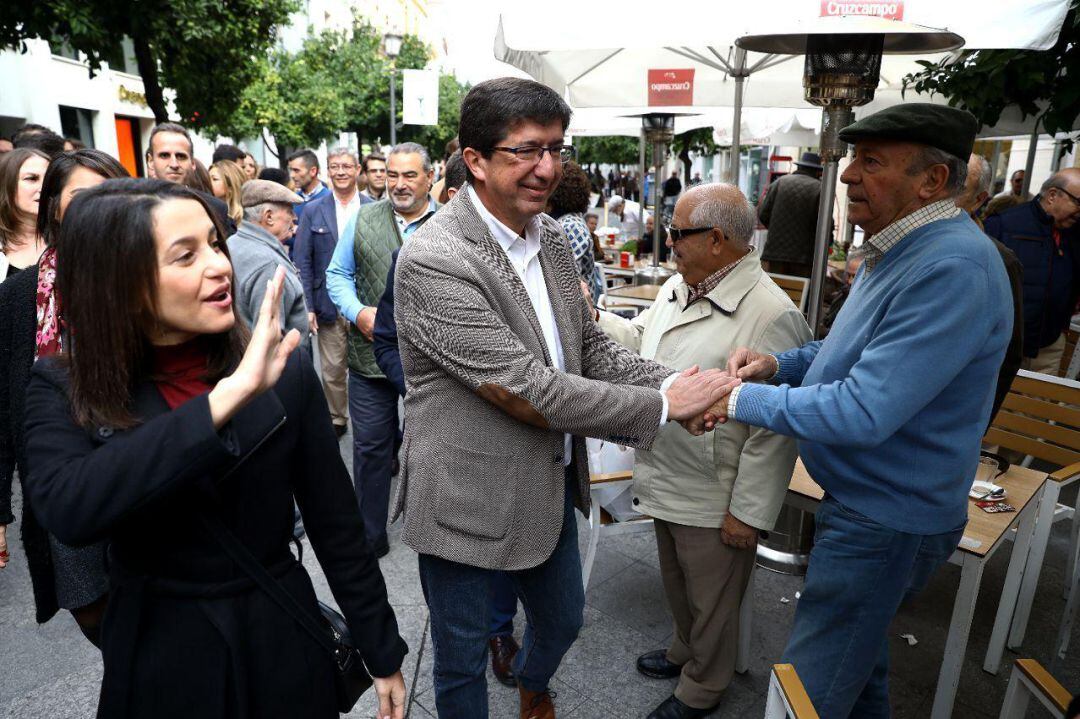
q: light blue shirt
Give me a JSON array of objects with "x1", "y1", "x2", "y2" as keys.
[{"x1": 326, "y1": 198, "x2": 436, "y2": 323}]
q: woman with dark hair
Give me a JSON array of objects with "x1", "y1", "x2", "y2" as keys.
[
  {"x1": 0, "y1": 147, "x2": 49, "y2": 278},
  {"x1": 183, "y1": 157, "x2": 214, "y2": 195},
  {"x1": 21, "y1": 178, "x2": 407, "y2": 718},
  {"x1": 549, "y1": 161, "x2": 603, "y2": 300},
  {"x1": 0, "y1": 148, "x2": 128, "y2": 641}
]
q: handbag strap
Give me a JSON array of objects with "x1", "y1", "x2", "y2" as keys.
[{"x1": 198, "y1": 512, "x2": 338, "y2": 657}]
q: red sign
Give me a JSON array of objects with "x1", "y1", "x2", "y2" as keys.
[
  {"x1": 820, "y1": 0, "x2": 904, "y2": 20},
  {"x1": 647, "y1": 69, "x2": 694, "y2": 107}
]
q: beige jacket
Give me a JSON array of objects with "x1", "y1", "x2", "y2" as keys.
[
  {"x1": 597, "y1": 251, "x2": 811, "y2": 529},
  {"x1": 393, "y1": 187, "x2": 675, "y2": 571}
]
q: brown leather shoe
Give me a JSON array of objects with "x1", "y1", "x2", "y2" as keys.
[
  {"x1": 519, "y1": 686, "x2": 557, "y2": 719},
  {"x1": 489, "y1": 635, "x2": 519, "y2": 687}
]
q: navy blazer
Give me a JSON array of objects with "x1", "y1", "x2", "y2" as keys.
[
  {"x1": 372, "y1": 249, "x2": 405, "y2": 396},
  {"x1": 293, "y1": 191, "x2": 372, "y2": 323}
]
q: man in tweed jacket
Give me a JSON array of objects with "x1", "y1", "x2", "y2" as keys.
[{"x1": 394, "y1": 78, "x2": 736, "y2": 719}]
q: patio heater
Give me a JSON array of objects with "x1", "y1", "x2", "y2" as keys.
[
  {"x1": 737, "y1": 20, "x2": 963, "y2": 335},
  {"x1": 635, "y1": 113, "x2": 676, "y2": 286}
]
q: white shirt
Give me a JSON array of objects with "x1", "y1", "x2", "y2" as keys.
[
  {"x1": 333, "y1": 190, "x2": 363, "y2": 238},
  {"x1": 468, "y1": 187, "x2": 671, "y2": 465}
]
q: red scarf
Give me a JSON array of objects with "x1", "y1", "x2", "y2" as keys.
[
  {"x1": 34, "y1": 247, "x2": 63, "y2": 360},
  {"x1": 152, "y1": 339, "x2": 213, "y2": 409}
]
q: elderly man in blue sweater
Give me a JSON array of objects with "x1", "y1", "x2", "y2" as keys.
[{"x1": 715, "y1": 104, "x2": 1013, "y2": 718}]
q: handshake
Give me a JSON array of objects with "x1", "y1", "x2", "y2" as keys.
[{"x1": 665, "y1": 349, "x2": 779, "y2": 436}]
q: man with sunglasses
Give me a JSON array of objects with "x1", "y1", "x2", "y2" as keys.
[
  {"x1": 984, "y1": 168, "x2": 1080, "y2": 374},
  {"x1": 594, "y1": 183, "x2": 810, "y2": 719},
  {"x1": 393, "y1": 77, "x2": 737, "y2": 719}
]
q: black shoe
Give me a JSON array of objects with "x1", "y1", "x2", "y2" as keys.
[
  {"x1": 373, "y1": 538, "x2": 390, "y2": 558},
  {"x1": 334, "y1": 424, "x2": 347, "y2": 439},
  {"x1": 636, "y1": 649, "x2": 683, "y2": 679},
  {"x1": 646, "y1": 694, "x2": 717, "y2": 719},
  {"x1": 489, "y1": 635, "x2": 519, "y2": 687}
]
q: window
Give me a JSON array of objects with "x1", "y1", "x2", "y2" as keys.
[{"x1": 59, "y1": 106, "x2": 96, "y2": 148}]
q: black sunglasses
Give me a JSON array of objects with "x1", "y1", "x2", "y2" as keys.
[{"x1": 668, "y1": 226, "x2": 714, "y2": 243}]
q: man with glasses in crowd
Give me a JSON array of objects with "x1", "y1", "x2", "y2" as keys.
[
  {"x1": 362, "y1": 153, "x2": 389, "y2": 201},
  {"x1": 984, "y1": 167, "x2": 1080, "y2": 374},
  {"x1": 293, "y1": 147, "x2": 371, "y2": 437},
  {"x1": 393, "y1": 77, "x2": 737, "y2": 719}
]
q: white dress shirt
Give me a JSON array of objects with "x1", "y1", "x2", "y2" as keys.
[
  {"x1": 468, "y1": 187, "x2": 672, "y2": 465},
  {"x1": 333, "y1": 189, "x2": 362, "y2": 239}
]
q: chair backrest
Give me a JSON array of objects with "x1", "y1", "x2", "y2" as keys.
[
  {"x1": 764, "y1": 664, "x2": 819, "y2": 719},
  {"x1": 767, "y1": 272, "x2": 809, "y2": 313},
  {"x1": 1059, "y1": 326, "x2": 1080, "y2": 379},
  {"x1": 986, "y1": 370, "x2": 1080, "y2": 467}
]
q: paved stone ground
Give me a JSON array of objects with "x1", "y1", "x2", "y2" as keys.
[{"x1": 2, "y1": 431, "x2": 1079, "y2": 718}]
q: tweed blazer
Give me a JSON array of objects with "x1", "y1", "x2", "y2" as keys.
[{"x1": 393, "y1": 186, "x2": 675, "y2": 570}]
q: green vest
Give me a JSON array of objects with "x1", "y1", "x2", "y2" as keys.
[{"x1": 347, "y1": 200, "x2": 404, "y2": 377}]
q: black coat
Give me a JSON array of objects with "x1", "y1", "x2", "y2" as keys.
[
  {"x1": 372, "y1": 250, "x2": 406, "y2": 396},
  {"x1": 0, "y1": 265, "x2": 61, "y2": 622},
  {"x1": 23, "y1": 351, "x2": 406, "y2": 718}
]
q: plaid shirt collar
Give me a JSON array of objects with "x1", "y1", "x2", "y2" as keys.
[
  {"x1": 863, "y1": 199, "x2": 962, "y2": 272},
  {"x1": 685, "y1": 253, "x2": 747, "y2": 308}
]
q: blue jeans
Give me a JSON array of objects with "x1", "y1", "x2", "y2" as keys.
[
  {"x1": 347, "y1": 372, "x2": 399, "y2": 549},
  {"x1": 782, "y1": 496, "x2": 965, "y2": 719},
  {"x1": 418, "y1": 475, "x2": 585, "y2": 719},
  {"x1": 489, "y1": 572, "x2": 517, "y2": 637}
]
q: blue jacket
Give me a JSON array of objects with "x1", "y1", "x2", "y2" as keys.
[
  {"x1": 983, "y1": 198, "x2": 1080, "y2": 355},
  {"x1": 293, "y1": 191, "x2": 372, "y2": 323},
  {"x1": 372, "y1": 250, "x2": 405, "y2": 396},
  {"x1": 733, "y1": 213, "x2": 1012, "y2": 535}
]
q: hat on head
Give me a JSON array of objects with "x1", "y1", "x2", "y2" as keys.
[
  {"x1": 838, "y1": 103, "x2": 979, "y2": 162},
  {"x1": 241, "y1": 179, "x2": 302, "y2": 207},
  {"x1": 794, "y1": 151, "x2": 822, "y2": 170}
]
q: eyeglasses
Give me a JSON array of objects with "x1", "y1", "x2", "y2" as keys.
[
  {"x1": 1054, "y1": 186, "x2": 1080, "y2": 208},
  {"x1": 328, "y1": 164, "x2": 356, "y2": 172},
  {"x1": 667, "y1": 226, "x2": 713, "y2": 243},
  {"x1": 492, "y1": 144, "x2": 577, "y2": 164}
]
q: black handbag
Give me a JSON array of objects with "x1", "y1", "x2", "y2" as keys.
[{"x1": 199, "y1": 514, "x2": 373, "y2": 712}]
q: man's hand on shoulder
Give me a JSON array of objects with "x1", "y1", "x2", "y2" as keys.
[{"x1": 356, "y1": 306, "x2": 377, "y2": 340}]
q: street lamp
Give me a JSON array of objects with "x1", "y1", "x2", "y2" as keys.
[
  {"x1": 737, "y1": 18, "x2": 962, "y2": 335},
  {"x1": 384, "y1": 32, "x2": 403, "y2": 146}
]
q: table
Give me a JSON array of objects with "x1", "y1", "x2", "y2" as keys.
[
  {"x1": 605, "y1": 283, "x2": 661, "y2": 309},
  {"x1": 781, "y1": 460, "x2": 1046, "y2": 719},
  {"x1": 598, "y1": 260, "x2": 677, "y2": 283}
]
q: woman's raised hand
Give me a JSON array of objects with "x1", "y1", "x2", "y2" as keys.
[{"x1": 208, "y1": 266, "x2": 301, "y2": 428}]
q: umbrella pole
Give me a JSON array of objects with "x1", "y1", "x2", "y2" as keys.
[
  {"x1": 653, "y1": 138, "x2": 664, "y2": 268},
  {"x1": 1023, "y1": 126, "x2": 1039, "y2": 196},
  {"x1": 729, "y1": 48, "x2": 747, "y2": 186},
  {"x1": 639, "y1": 130, "x2": 646, "y2": 240}
]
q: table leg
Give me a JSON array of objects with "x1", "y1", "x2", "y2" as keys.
[
  {"x1": 582, "y1": 487, "x2": 602, "y2": 592},
  {"x1": 983, "y1": 494, "x2": 1040, "y2": 674},
  {"x1": 931, "y1": 552, "x2": 985, "y2": 719},
  {"x1": 1009, "y1": 481, "x2": 1060, "y2": 649}
]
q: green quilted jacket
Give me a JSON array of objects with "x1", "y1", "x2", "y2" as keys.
[{"x1": 348, "y1": 200, "x2": 405, "y2": 377}]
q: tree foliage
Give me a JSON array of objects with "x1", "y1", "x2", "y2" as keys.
[
  {"x1": 903, "y1": 3, "x2": 1080, "y2": 137},
  {"x1": 670, "y1": 128, "x2": 717, "y2": 185},
  {"x1": 0, "y1": 0, "x2": 298, "y2": 128},
  {"x1": 575, "y1": 135, "x2": 640, "y2": 166}
]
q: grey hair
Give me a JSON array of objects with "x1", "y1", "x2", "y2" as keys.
[
  {"x1": 389, "y1": 142, "x2": 432, "y2": 172},
  {"x1": 969, "y1": 154, "x2": 992, "y2": 197},
  {"x1": 906, "y1": 146, "x2": 968, "y2": 197},
  {"x1": 243, "y1": 202, "x2": 278, "y2": 223},
  {"x1": 326, "y1": 146, "x2": 359, "y2": 164},
  {"x1": 687, "y1": 184, "x2": 756, "y2": 245}
]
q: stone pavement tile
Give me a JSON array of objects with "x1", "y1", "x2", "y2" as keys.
[
  {"x1": 605, "y1": 525, "x2": 661, "y2": 568},
  {"x1": 578, "y1": 539, "x2": 640, "y2": 590},
  {"x1": 406, "y1": 700, "x2": 436, "y2": 717},
  {"x1": 5, "y1": 662, "x2": 101, "y2": 719},
  {"x1": 586, "y1": 560, "x2": 673, "y2": 643},
  {"x1": 560, "y1": 698, "x2": 620, "y2": 718}
]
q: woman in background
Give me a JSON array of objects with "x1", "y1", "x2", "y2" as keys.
[
  {"x1": 209, "y1": 159, "x2": 246, "y2": 227},
  {"x1": 550, "y1": 161, "x2": 604, "y2": 301},
  {"x1": 242, "y1": 153, "x2": 260, "y2": 181},
  {"x1": 0, "y1": 148, "x2": 49, "y2": 279},
  {"x1": 0, "y1": 149, "x2": 129, "y2": 644}
]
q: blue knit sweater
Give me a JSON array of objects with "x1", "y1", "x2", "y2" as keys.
[{"x1": 733, "y1": 213, "x2": 1012, "y2": 534}]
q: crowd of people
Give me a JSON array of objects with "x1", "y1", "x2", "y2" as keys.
[{"x1": 0, "y1": 76, "x2": 1073, "y2": 719}]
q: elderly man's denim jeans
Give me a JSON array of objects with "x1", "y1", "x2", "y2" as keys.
[
  {"x1": 782, "y1": 496, "x2": 964, "y2": 718},
  {"x1": 418, "y1": 476, "x2": 585, "y2": 719}
]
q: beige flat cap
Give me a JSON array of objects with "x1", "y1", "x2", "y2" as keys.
[{"x1": 241, "y1": 179, "x2": 302, "y2": 207}]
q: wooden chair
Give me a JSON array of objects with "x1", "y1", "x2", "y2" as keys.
[
  {"x1": 983, "y1": 370, "x2": 1080, "y2": 673},
  {"x1": 998, "y1": 659, "x2": 1072, "y2": 719},
  {"x1": 766, "y1": 272, "x2": 809, "y2": 313},
  {"x1": 765, "y1": 664, "x2": 819, "y2": 719},
  {"x1": 582, "y1": 469, "x2": 653, "y2": 590},
  {"x1": 1061, "y1": 325, "x2": 1080, "y2": 380}
]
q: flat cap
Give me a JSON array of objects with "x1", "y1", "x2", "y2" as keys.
[
  {"x1": 839, "y1": 103, "x2": 979, "y2": 162},
  {"x1": 240, "y1": 179, "x2": 302, "y2": 207}
]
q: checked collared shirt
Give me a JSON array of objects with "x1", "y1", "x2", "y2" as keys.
[{"x1": 862, "y1": 199, "x2": 962, "y2": 272}]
